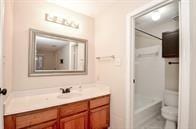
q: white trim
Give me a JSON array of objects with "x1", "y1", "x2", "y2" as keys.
[
  {"x1": 125, "y1": 0, "x2": 191, "y2": 129},
  {"x1": 178, "y1": 0, "x2": 191, "y2": 128},
  {"x1": 0, "y1": 0, "x2": 5, "y2": 128},
  {"x1": 125, "y1": 13, "x2": 133, "y2": 129}
]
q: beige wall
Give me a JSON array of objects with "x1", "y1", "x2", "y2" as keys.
[
  {"x1": 189, "y1": 0, "x2": 196, "y2": 128},
  {"x1": 3, "y1": 0, "x2": 14, "y2": 95},
  {"x1": 11, "y1": 0, "x2": 95, "y2": 91},
  {"x1": 37, "y1": 50, "x2": 56, "y2": 70},
  {"x1": 94, "y1": 1, "x2": 151, "y2": 128}
]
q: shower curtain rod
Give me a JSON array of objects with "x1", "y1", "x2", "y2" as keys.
[{"x1": 135, "y1": 28, "x2": 162, "y2": 40}]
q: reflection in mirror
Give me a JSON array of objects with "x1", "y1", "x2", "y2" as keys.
[
  {"x1": 35, "y1": 36, "x2": 85, "y2": 71},
  {"x1": 29, "y1": 29, "x2": 87, "y2": 76}
]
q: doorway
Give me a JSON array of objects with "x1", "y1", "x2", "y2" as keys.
[
  {"x1": 134, "y1": 2, "x2": 179, "y2": 129},
  {"x1": 125, "y1": 0, "x2": 191, "y2": 129}
]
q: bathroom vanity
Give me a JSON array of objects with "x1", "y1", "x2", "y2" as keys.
[
  {"x1": 4, "y1": 85, "x2": 110, "y2": 129},
  {"x1": 3, "y1": 29, "x2": 111, "y2": 129},
  {"x1": 1, "y1": 29, "x2": 113, "y2": 129}
]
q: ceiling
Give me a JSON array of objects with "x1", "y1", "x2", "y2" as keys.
[
  {"x1": 135, "y1": 2, "x2": 178, "y2": 29},
  {"x1": 36, "y1": 36, "x2": 69, "y2": 52},
  {"x1": 47, "y1": 0, "x2": 151, "y2": 17}
]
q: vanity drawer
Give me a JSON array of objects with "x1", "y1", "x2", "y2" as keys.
[
  {"x1": 90, "y1": 95, "x2": 110, "y2": 109},
  {"x1": 15, "y1": 108, "x2": 58, "y2": 129},
  {"x1": 60, "y1": 101, "x2": 88, "y2": 117}
]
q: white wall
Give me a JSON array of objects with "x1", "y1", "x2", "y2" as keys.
[
  {"x1": 135, "y1": 45, "x2": 165, "y2": 99},
  {"x1": 140, "y1": 20, "x2": 179, "y2": 38},
  {"x1": 94, "y1": 1, "x2": 152, "y2": 128},
  {"x1": 12, "y1": 0, "x2": 95, "y2": 91},
  {"x1": 136, "y1": 20, "x2": 178, "y2": 48},
  {"x1": 189, "y1": 0, "x2": 196, "y2": 128},
  {"x1": 3, "y1": 0, "x2": 13, "y2": 95},
  {"x1": 165, "y1": 58, "x2": 179, "y2": 91},
  {"x1": 135, "y1": 32, "x2": 162, "y2": 49}
]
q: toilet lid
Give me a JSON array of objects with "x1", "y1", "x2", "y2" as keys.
[{"x1": 162, "y1": 106, "x2": 178, "y2": 116}]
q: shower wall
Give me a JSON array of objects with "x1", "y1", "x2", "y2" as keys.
[{"x1": 135, "y1": 45, "x2": 165, "y2": 99}]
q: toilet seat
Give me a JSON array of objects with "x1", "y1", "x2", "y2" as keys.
[{"x1": 162, "y1": 106, "x2": 178, "y2": 121}]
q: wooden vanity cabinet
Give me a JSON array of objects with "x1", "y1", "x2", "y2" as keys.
[
  {"x1": 4, "y1": 95, "x2": 110, "y2": 129},
  {"x1": 60, "y1": 112, "x2": 88, "y2": 129},
  {"x1": 59, "y1": 101, "x2": 88, "y2": 129},
  {"x1": 90, "y1": 106, "x2": 110, "y2": 129},
  {"x1": 89, "y1": 96, "x2": 110, "y2": 129},
  {"x1": 4, "y1": 108, "x2": 58, "y2": 129},
  {"x1": 26, "y1": 120, "x2": 58, "y2": 129}
]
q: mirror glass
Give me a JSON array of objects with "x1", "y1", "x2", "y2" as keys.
[{"x1": 29, "y1": 29, "x2": 87, "y2": 76}]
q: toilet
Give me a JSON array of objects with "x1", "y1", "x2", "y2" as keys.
[{"x1": 161, "y1": 90, "x2": 178, "y2": 129}]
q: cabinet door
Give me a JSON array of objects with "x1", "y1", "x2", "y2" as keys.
[
  {"x1": 26, "y1": 120, "x2": 57, "y2": 129},
  {"x1": 90, "y1": 105, "x2": 110, "y2": 129},
  {"x1": 162, "y1": 30, "x2": 179, "y2": 57},
  {"x1": 60, "y1": 112, "x2": 88, "y2": 129}
]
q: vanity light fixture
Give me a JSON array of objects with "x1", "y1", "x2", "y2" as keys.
[{"x1": 45, "y1": 13, "x2": 79, "y2": 29}]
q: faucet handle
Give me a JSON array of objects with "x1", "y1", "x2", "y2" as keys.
[
  {"x1": 60, "y1": 88, "x2": 65, "y2": 94},
  {"x1": 60, "y1": 87, "x2": 72, "y2": 94},
  {"x1": 65, "y1": 87, "x2": 72, "y2": 93}
]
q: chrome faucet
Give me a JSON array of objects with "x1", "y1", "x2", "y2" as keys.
[{"x1": 60, "y1": 87, "x2": 72, "y2": 94}]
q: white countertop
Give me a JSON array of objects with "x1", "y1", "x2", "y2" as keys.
[{"x1": 4, "y1": 84, "x2": 110, "y2": 115}]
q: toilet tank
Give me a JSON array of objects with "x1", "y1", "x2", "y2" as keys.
[{"x1": 164, "y1": 90, "x2": 178, "y2": 107}]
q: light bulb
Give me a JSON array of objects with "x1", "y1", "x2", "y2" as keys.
[{"x1": 151, "y1": 11, "x2": 161, "y2": 21}]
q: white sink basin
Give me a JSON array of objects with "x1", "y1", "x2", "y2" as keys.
[{"x1": 57, "y1": 92, "x2": 82, "y2": 99}]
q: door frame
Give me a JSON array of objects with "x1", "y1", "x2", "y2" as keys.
[
  {"x1": 0, "y1": 0, "x2": 5, "y2": 128},
  {"x1": 125, "y1": 0, "x2": 191, "y2": 129}
]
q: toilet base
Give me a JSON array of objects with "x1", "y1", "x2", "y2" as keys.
[{"x1": 164, "y1": 120, "x2": 176, "y2": 129}]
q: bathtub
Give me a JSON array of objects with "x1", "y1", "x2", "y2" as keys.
[{"x1": 134, "y1": 94, "x2": 162, "y2": 127}]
